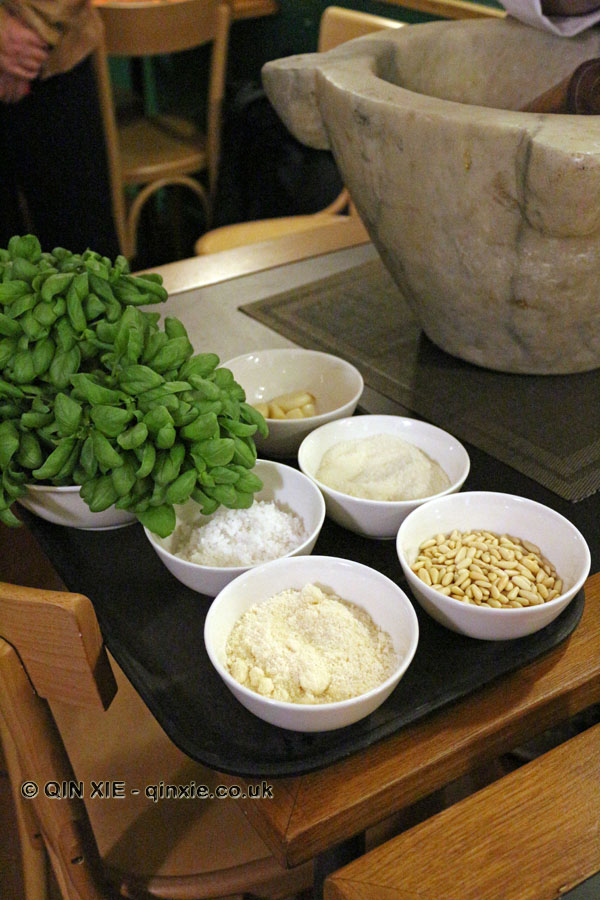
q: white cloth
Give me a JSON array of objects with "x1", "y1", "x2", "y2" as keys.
[{"x1": 501, "y1": 0, "x2": 600, "y2": 36}]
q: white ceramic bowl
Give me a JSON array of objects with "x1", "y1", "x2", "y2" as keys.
[
  {"x1": 17, "y1": 484, "x2": 136, "y2": 530},
  {"x1": 396, "y1": 491, "x2": 591, "y2": 640},
  {"x1": 223, "y1": 348, "x2": 364, "y2": 457},
  {"x1": 144, "y1": 459, "x2": 326, "y2": 597},
  {"x1": 298, "y1": 415, "x2": 470, "y2": 540},
  {"x1": 204, "y1": 554, "x2": 419, "y2": 731}
]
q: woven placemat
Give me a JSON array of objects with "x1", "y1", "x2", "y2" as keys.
[{"x1": 240, "y1": 258, "x2": 600, "y2": 502}]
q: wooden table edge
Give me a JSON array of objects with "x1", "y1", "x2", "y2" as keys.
[{"x1": 140, "y1": 218, "x2": 370, "y2": 294}]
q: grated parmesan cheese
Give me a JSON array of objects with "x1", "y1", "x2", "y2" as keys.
[
  {"x1": 170, "y1": 501, "x2": 307, "y2": 567},
  {"x1": 226, "y1": 583, "x2": 398, "y2": 704}
]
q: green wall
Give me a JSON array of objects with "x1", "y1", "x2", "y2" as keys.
[
  {"x1": 125, "y1": 0, "x2": 505, "y2": 116},
  {"x1": 226, "y1": 0, "x2": 504, "y2": 83}
]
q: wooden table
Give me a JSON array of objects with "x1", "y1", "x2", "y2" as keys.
[
  {"x1": 231, "y1": 572, "x2": 600, "y2": 875},
  {"x1": 7, "y1": 228, "x2": 600, "y2": 899},
  {"x1": 325, "y1": 668, "x2": 600, "y2": 900}
]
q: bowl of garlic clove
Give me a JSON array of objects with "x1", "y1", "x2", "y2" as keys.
[{"x1": 223, "y1": 348, "x2": 364, "y2": 457}]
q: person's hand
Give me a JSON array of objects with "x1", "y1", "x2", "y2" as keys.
[
  {"x1": 0, "y1": 13, "x2": 48, "y2": 80},
  {"x1": 0, "y1": 71, "x2": 31, "y2": 103}
]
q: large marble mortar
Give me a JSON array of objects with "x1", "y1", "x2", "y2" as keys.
[{"x1": 262, "y1": 18, "x2": 600, "y2": 374}]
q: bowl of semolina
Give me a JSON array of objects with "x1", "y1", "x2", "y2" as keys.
[{"x1": 298, "y1": 415, "x2": 470, "y2": 539}]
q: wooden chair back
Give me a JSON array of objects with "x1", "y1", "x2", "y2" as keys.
[
  {"x1": 318, "y1": 5, "x2": 404, "y2": 51},
  {"x1": 0, "y1": 582, "x2": 117, "y2": 899},
  {"x1": 98, "y1": 0, "x2": 223, "y2": 57},
  {"x1": 94, "y1": 0, "x2": 231, "y2": 259}
]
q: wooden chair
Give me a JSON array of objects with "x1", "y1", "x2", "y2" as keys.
[
  {"x1": 93, "y1": 0, "x2": 231, "y2": 261},
  {"x1": 193, "y1": 6, "x2": 404, "y2": 255},
  {"x1": 0, "y1": 580, "x2": 313, "y2": 900},
  {"x1": 325, "y1": 720, "x2": 600, "y2": 899}
]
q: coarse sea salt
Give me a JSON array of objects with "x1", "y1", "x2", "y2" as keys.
[{"x1": 170, "y1": 500, "x2": 307, "y2": 567}]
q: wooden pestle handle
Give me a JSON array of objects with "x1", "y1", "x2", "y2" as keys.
[{"x1": 521, "y1": 57, "x2": 600, "y2": 113}]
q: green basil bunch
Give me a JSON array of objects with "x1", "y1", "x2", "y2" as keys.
[{"x1": 0, "y1": 235, "x2": 267, "y2": 536}]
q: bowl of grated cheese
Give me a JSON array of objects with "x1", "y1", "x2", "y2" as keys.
[
  {"x1": 204, "y1": 554, "x2": 419, "y2": 731},
  {"x1": 144, "y1": 460, "x2": 326, "y2": 597},
  {"x1": 298, "y1": 415, "x2": 470, "y2": 540}
]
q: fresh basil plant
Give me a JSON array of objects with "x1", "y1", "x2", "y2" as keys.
[{"x1": 0, "y1": 235, "x2": 267, "y2": 537}]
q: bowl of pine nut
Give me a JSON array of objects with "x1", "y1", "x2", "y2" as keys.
[
  {"x1": 396, "y1": 491, "x2": 590, "y2": 640},
  {"x1": 223, "y1": 349, "x2": 364, "y2": 458}
]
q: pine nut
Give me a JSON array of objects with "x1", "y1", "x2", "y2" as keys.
[
  {"x1": 497, "y1": 574, "x2": 509, "y2": 592},
  {"x1": 418, "y1": 568, "x2": 432, "y2": 586},
  {"x1": 513, "y1": 575, "x2": 532, "y2": 590},
  {"x1": 518, "y1": 589, "x2": 540, "y2": 603}
]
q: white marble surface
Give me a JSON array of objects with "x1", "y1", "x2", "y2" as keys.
[
  {"x1": 157, "y1": 242, "x2": 403, "y2": 418},
  {"x1": 263, "y1": 18, "x2": 600, "y2": 373},
  {"x1": 158, "y1": 242, "x2": 378, "y2": 364}
]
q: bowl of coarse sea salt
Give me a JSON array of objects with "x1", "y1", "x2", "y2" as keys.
[
  {"x1": 205, "y1": 555, "x2": 419, "y2": 731},
  {"x1": 144, "y1": 459, "x2": 326, "y2": 597}
]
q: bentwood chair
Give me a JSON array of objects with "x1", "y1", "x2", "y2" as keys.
[
  {"x1": 94, "y1": 0, "x2": 231, "y2": 261},
  {"x1": 193, "y1": 6, "x2": 404, "y2": 255},
  {"x1": 0, "y1": 580, "x2": 313, "y2": 900},
  {"x1": 325, "y1": 720, "x2": 600, "y2": 899}
]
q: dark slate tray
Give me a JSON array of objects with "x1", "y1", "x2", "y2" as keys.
[{"x1": 21, "y1": 506, "x2": 584, "y2": 779}]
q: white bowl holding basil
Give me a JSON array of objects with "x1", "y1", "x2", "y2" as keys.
[{"x1": 17, "y1": 483, "x2": 136, "y2": 530}]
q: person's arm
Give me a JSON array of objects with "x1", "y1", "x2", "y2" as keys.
[
  {"x1": 1, "y1": 0, "x2": 88, "y2": 48},
  {"x1": 0, "y1": 5, "x2": 48, "y2": 78},
  {"x1": 0, "y1": 70, "x2": 32, "y2": 101},
  {"x1": 0, "y1": 5, "x2": 49, "y2": 101}
]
